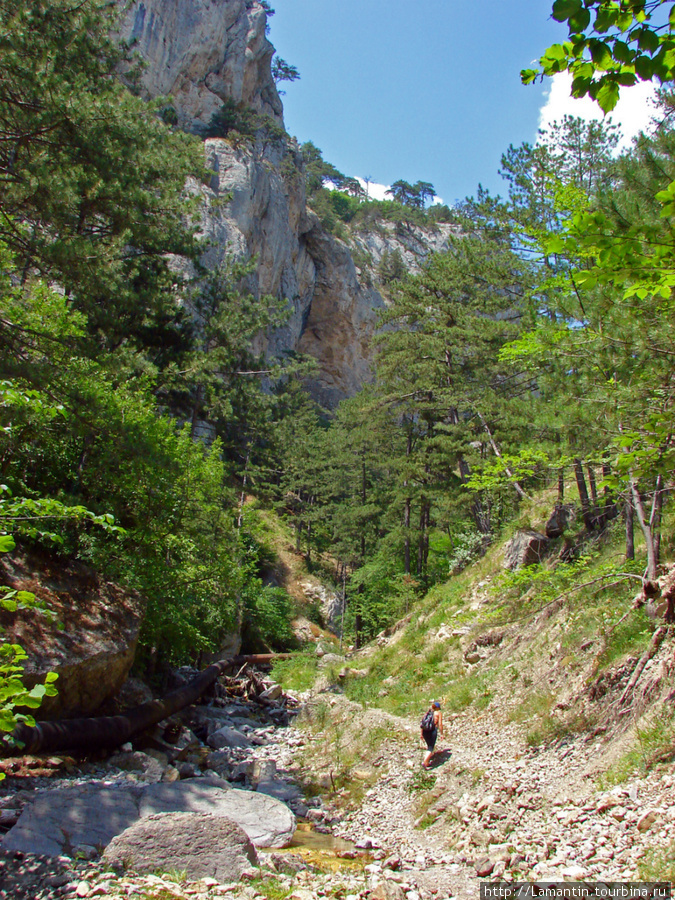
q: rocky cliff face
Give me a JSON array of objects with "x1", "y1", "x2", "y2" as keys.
[
  {"x1": 119, "y1": 0, "x2": 448, "y2": 408},
  {"x1": 118, "y1": 0, "x2": 282, "y2": 132}
]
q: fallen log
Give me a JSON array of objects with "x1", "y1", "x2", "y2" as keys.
[
  {"x1": 8, "y1": 657, "x2": 234, "y2": 756},
  {"x1": 230, "y1": 653, "x2": 293, "y2": 668}
]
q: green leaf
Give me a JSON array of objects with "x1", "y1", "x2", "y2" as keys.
[
  {"x1": 0, "y1": 536, "x2": 15, "y2": 553},
  {"x1": 617, "y1": 11, "x2": 634, "y2": 31},
  {"x1": 521, "y1": 68, "x2": 539, "y2": 84},
  {"x1": 595, "y1": 7, "x2": 619, "y2": 33},
  {"x1": 546, "y1": 235, "x2": 566, "y2": 254},
  {"x1": 595, "y1": 79, "x2": 620, "y2": 112},
  {"x1": 670, "y1": 4, "x2": 675, "y2": 28},
  {"x1": 634, "y1": 55, "x2": 654, "y2": 79},
  {"x1": 568, "y1": 8, "x2": 591, "y2": 32},
  {"x1": 613, "y1": 40, "x2": 634, "y2": 64},
  {"x1": 589, "y1": 39, "x2": 615, "y2": 70},
  {"x1": 637, "y1": 28, "x2": 660, "y2": 53},
  {"x1": 616, "y1": 71, "x2": 638, "y2": 86},
  {"x1": 571, "y1": 75, "x2": 592, "y2": 96},
  {"x1": 552, "y1": 0, "x2": 583, "y2": 23},
  {"x1": 543, "y1": 43, "x2": 569, "y2": 62}
]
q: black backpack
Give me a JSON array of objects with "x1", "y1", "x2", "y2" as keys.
[{"x1": 420, "y1": 708, "x2": 435, "y2": 732}]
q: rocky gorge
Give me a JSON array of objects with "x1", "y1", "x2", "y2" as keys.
[
  {"x1": 1, "y1": 656, "x2": 673, "y2": 900},
  {"x1": 115, "y1": 0, "x2": 455, "y2": 409}
]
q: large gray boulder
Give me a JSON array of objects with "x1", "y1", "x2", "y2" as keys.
[
  {"x1": 1, "y1": 784, "x2": 143, "y2": 857},
  {"x1": 206, "y1": 724, "x2": 252, "y2": 750},
  {"x1": 102, "y1": 812, "x2": 258, "y2": 881},
  {"x1": 2, "y1": 778, "x2": 296, "y2": 857},
  {"x1": 141, "y1": 781, "x2": 296, "y2": 847}
]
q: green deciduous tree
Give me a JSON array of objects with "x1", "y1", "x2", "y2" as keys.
[{"x1": 522, "y1": 0, "x2": 675, "y2": 112}]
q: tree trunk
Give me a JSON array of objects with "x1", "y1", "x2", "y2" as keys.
[
  {"x1": 403, "y1": 497, "x2": 411, "y2": 575},
  {"x1": 649, "y1": 474, "x2": 664, "y2": 567},
  {"x1": 361, "y1": 457, "x2": 367, "y2": 564},
  {"x1": 354, "y1": 613, "x2": 362, "y2": 650},
  {"x1": 587, "y1": 464, "x2": 599, "y2": 508},
  {"x1": 305, "y1": 519, "x2": 312, "y2": 564},
  {"x1": 625, "y1": 497, "x2": 635, "y2": 561},
  {"x1": 9, "y1": 657, "x2": 235, "y2": 755},
  {"x1": 574, "y1": 458, "x2": 595, "y2": 531},
  {"x1": 417, "y1": 500, "x2": 430, "y2": 577},
  {"x1": 629, "y1": 475, "x2": 658, "y2": 581}
]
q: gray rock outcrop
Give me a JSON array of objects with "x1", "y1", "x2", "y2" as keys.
[
  {"x1": 118, "y1": 0, "x2": 282, "y2": 132},
  {"x1": 103, "y1": 812, "x2": 259, "y2": 880}
]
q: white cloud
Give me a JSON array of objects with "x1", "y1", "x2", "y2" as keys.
[
  {"x1": 538, "y1": 72, "x2": 659, "y2": 152},
  {"x1": 356, "y1": 177, "x2": 390, "y2": 201}
]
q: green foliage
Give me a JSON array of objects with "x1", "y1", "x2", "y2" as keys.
[
  {"x1": 205, "y1": 99, "x2": 261, "y2": 139},
  {"x1": 601, "y1": 702, "x2": 675, "y2": 785},
  {"x1": 523, "y1": 0, "x2": 675, "y2": 112},
  {"x1": 271, "y1": 648, "x2": 320, "y2": 692},
  {"x1": 378, "y1": 248, "x2": 407, "y2": 286},
  {"x1": 0, "y1": 0, "x2": 203, "y2": 346},
  {"x1": 408, "y1": 768, "x2": 437, "y2": 793},
  {"x1": 386, "y1": 179, "x2": 437, "y2": 208},
  {"x1": 638, "y1": 840, "x2": 675, "y2": 882},
  {"x1": 272, "y1": 55, "x2": 301, "y2": 91},
  {"x1": 204, "y1": 102, "x2": 288, "y2": 148}
]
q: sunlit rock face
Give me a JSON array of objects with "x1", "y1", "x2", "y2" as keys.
[
  {"x1": 195, "y1": 139, "x2": 384, "y2": 409},
  {"x1": 118, "y1": 0, "x2": 282, "y2": 132},
  {"x1": 115, "y1": 0, "x2": 446, "y2": 409}
]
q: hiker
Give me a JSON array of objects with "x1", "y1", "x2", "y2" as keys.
[{"x1": 420, "y1": 700, "x2": 443, "y2": 769}]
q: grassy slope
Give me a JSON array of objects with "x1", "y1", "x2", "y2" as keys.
[{"x1": 273, "y1": 485, "x2": 675, "y2": 783}]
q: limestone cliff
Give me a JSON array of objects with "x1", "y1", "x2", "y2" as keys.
[
  {"x1": 118, "y1": 0, "x2": 282, "y2": 132},
  {"x1": 119, "y1": 0, "x2": 449, "y2": 408}
]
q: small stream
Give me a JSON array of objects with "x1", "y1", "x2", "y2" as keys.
[{"x1": 288, "y1": 822, "x2": 356, "y2": 853}]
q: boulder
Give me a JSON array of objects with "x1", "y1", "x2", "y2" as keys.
[
  {"x1": 107, "y1": 751, "x2": 165, "y2": 783},
  {"x1": 3, "y1": 778, "x2": 295, "y2": 857},
  {"x1": 1, "y1": 784, "x2": 143, "y2": 857},
  {"x1": 475, "y1": 857, "x2": 495, "y2": 877},
  {"x1": 207, "y1": 725, "x2": 252, "y2": 750},
  {"x1": 1, "y1": 548, "x2": 143, "y2": 718},
  {"x1": 545, "y1": 504, "x2": 574, "y2": 539},
  {"x1": 140, "y1": 781, "x2": 296, "y2": 847},
  {"x1": 503, "y1": 530, "x2": 549, "y2": 570},
  {"x1": 102, "y1": 812, "x2": 258, "y2": 881}
]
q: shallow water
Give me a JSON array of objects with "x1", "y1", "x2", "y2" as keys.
[{"x1": 288, "y1": 823, "x2": 356, "y2": 853}]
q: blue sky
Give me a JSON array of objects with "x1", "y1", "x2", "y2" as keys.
[{"x1": 267, "y1": 0, "x2": 656, "y2": 205}]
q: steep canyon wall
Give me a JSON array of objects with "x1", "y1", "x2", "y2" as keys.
[{"x1": 119, "y1": 0, "x2": 452, "y2": 407}]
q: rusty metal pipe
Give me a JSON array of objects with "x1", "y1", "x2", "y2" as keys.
[{"x1": 9, "y1": 657, "x2": 234, "y2": 755}]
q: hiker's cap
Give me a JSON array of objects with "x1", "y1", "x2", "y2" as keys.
[{"x1": 432, "y1": 700, "x2": 441, "y2": 709}]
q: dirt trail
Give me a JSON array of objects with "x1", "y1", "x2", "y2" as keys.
[{"x1": 287, "y1": 692, "x2": 674, "y2": 896}]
